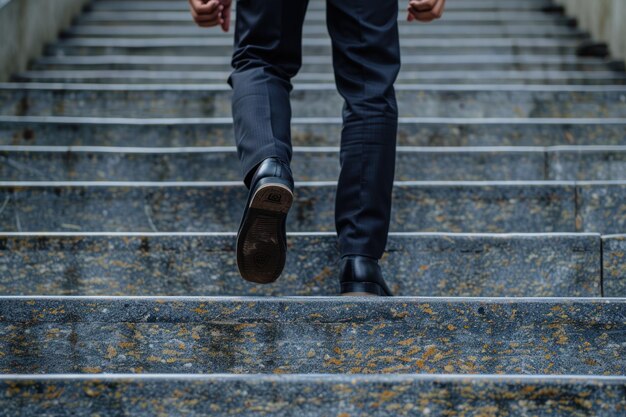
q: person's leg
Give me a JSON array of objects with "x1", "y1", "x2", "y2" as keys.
[
  {"x1": 228, "y1": 0, "x2": 309, "y2": 188},
  {"x1": 326, "y1": 0, "x2": 401, "y2": 260},
  {"x1": 229, "y1": 0, "x2": 309, "y2": 283}
]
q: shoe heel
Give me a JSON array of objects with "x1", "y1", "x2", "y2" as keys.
[
  {"x1": 340, "y1": 281, "x2": 389, "y2": 297},
  {"x1": 236, "y1": 183, "x2": 294, "y2": 284}
]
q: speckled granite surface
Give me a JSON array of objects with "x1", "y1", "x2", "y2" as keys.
[
  {"x1": 0, "y1": 148, "x2": 548, "y2": 182},
  {"x1": 2, "y1": 119, "x2": 625, "y2": 147},
  {"x1": 0, "y1": 233, "x2": 601, "y2": 296},
  {"x1": 0, "y1": 182, "x2": 584, "y2": 232},
  {"x1": 576, "y1": 183, "x2": 626, "y2": 234},
  {"x1": 2, "y1": 87, "x2": 626, "y2": 117},
  {"x1": 1, "y1": 374, "x2": 625, "y2": 417},
  {"x1": 603, "y1": 235, "x2": 626, "y2": 297},
  {"x1": 0, "y1": 297, "x2": 624, "y2": 374},
  {"x1": 2, "y1": 147, "x2": 626, "y2": 181}
]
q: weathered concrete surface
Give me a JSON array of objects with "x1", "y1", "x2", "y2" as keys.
[
  {"x1": 0, "y1": 297, "x2": 624, "y2": 375},
  {"x1": 2, "y1": 85, "x2": 626, "y2": 118},
  {"x1": 0, "y1": 0, "x2": 90, "y2": 82},
  {"x1": 0, "y1": 181, "x2": 585, "y2": 233},
  {"x1": 1, "y1": 374, "x2": 625, "y2": 417},
  {"x1": 555, "y1": 0, "x2": 626, "y2": 64},
  {"x1": 603, "y1": 235, "x2": 626, "y2": 297},
  {"x1": 2, "y1": 117, "x2": 625, "y2": 147},
  {"x1": 0, "y1": 233, "x2": 602, "y2": 297}
]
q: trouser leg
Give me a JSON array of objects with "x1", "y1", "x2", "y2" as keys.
[
  {"x1": 227, "y1": 0, "x2": 310, "y2": 188},
  {"x1": 326, "y1": 0, "x2": 401, "y2": 259}
]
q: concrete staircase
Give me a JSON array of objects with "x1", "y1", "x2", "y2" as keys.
[{"x1": 1, "y1": 0, "x2": 625, "y2": 415}]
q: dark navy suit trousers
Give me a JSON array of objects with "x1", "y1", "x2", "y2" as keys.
[{"x1": 227, "y1": 0, "x2": 401, "y2": 259}]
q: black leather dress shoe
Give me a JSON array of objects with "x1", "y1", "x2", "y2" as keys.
[
  {"x1": 338, "y1": 255, "x2": 393, "y2": 296},
  {"x1": 236, "y1": 157, "x2": 294, "y2": 284}
]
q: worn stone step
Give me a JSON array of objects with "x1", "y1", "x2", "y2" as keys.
[
  {"x1": 46, "y1": 38, "x2": 586, "y2": 56},
  {"x1": 603, "y1": 235, "x2": 626, "y2": 297},
  {"x1": 32, "y1": 55, "x2": 618, "y2": 72},
  {"x1": 62, "y1": 24, "x2": 588, "y2": 39},
  {"x1": 14, "y1": 69, "x2": 626, "y2": 85},
  {"x1": 1, "y1": 145, "x2": 625, "y2": 181},
  {"x1": 3, "y1": 116, "x2": 625, "y2": 147},
  {"x1": 0, "y1": 181, "x2": 623, "y2": 233},
  {"x1": 76, "y1": 11, "x2": 574, "y2": 25},
  {"x1": 2, "y1": 374, "x2": 625, "y2": 417},
  {"x1": 0, "y1": 232, "x2": 602, "y2": 297},
  {"x1": 0, "y1": 297, "x2": 624, "y2": 374},
  {"x1": 3, "y1": 84, "x2": 626, "y2": 118}
]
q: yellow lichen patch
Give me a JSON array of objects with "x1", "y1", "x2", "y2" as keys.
[
  {"x1": 307, "y1": 349, "x2": 316, "y2": 358},
  {"x1": 391, "y1": 310, "x2": 409, "y2": 319},
  {"x1": 104, "y1": 345, "x2": 117, "y2": 360},
  {"x1": 398, "y1": 338, "x2": 415, "y2": 346},
  {"x1": 367, "y1": 323, "x2": 386, "y2": 335},
  {"x1": 81, "y1": 367, "x2": 102, "y2": 374},
  {"x1": 192, "y1": 307, "x2": 208, "y2": 315},
  {"x1": 333, "y1": 347, "x2": 343, "y2": 355},
  {"x1": 422, "y1": 345, "x2": 437, "y2": 360},
  {"x1": 326, "y1": 357, "x2": 343, "y2": 366},
  {"x1": 447, "y1": 324, "x2": 457, "y2": 331},
  {"x1": 147, "y1": 355, "x2": 161, "y2": 362},
  {"x1": 337, "y1": 413, "x2": 351, "y2": 417},
  {"x1": 444, "y1": 364, "x2": 455, "y2": 372},
  {"x1": 419, "y1": 304, "x2": 434, "y2": 315}
]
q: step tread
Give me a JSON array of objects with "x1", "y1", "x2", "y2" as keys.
[{"x1": 0, "y1": 232, "x2": 604, "y2": 297}]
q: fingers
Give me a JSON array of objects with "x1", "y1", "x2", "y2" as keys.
[
  {"x1": 407, "y1": 0, "x2": 445, "y2": 23},
  {"x1": 189, "y1": 0, "x2": 223, "y2": 27},
  {"x1": 220, "y1": 0, "x2": 232, "y2": 32}
]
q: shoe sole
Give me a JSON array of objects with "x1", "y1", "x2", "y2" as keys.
[{"x1": 236, "y1": 183, "x2": 294, "y2": 284}]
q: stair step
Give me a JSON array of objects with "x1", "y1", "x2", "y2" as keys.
[
  {"x1": 1, "y1": 145, "x2": 625, "y2": 181},
  {"x1": 89, "y1": 0, "x2": 560, "y2": 12},
  {"x1": 2, "y1": 374, "x2": 625, "y2": 416},
  {"x1": 2, "y1": 84, "x2": 626, "y2": 118},
  {"x1": 3, "y1": 116, "x2": 625, "y2": 147},
  {"x1": 0, "y1": 181, "x2": 623, "y2": 233},
  {"x1": 0, "y1": 297, "x2": 624, "y2": 374},
  {"x1": 15, "y1": 70, "x2": 626, "y2": 85},
  {"x1": 76, "y1": 11, "x2": 574, "y2": 25},
  {"x1": 0, "y1": 233, "x2": 602, "y2": 297},
  {"x1": 32, "y1": 55, "x2": 617, "y2": 72},
  {"x1": 45, "y1": 38, "x2": 586, "y2": 57},
  {"x1": 62, "y1": 25, "x2": 588, "y2": 39}
]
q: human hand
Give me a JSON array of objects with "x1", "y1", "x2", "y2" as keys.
[
  {"x1": 189, "y1": 0, "x2": 232, "y2": 32},
  {"x1": 407, "y1": 0, "x2": 446, "y2": 22}
]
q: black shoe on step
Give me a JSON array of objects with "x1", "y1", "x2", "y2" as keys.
[
  {"x1": 236, "y1": 157, "x2": 294, "y2": 284},
  {"x1": 339, "y1": 255, "x2": 393, "y2": 296}
]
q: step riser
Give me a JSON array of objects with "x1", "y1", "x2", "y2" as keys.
[
  {"x1": 63, "y1": 27, "x2": 587, "y2": 39},
  {"x1": 1, "y1": 149, "x2": 625, "y2": 181},
  {"x1": 30, "y1": 61, "x2": 612, "y2": 72},
  {"x1": 76, "y1": 13, "x2": 574, "y2": 24},
  {"x1": 45, "y1": 45, "x2": 585, "y2": 57},
  {"x1": 3, "y1": 89, "x2": 626, "y2": 118},
  {"x1": 0, "y1": 183, "x2": 623, "y2": 233},
  {"x1": 0, "y1": 298, "x2": 623, "y2": 374},
  {"x1": 0, "y1": 234, "x2": 602, "y2": 297},
  {"x1": 88, "y1": 0, "x2": 561, "y2": 12},
  {"x1": 15, "y1": 72, "x2": 626, "y2": 85},
  {"x1": 3, "y1": 120, "x2": 625, "y2": 147},
  {"x1": 2, "y1": 376, "x2": 624, "y2": 417}
]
